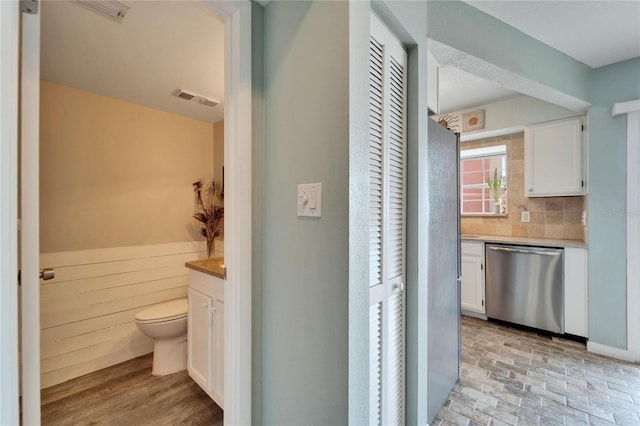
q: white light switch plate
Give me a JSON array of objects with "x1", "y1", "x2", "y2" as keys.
[
  {"x1": 297, "y1": 183, "x2": 322, "y2": 217},
  {"x1": 521, "y1": 211, "x2": 530, "y2": 223}
]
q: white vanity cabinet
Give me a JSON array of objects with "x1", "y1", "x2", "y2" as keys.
[
  {"x1": 461, "y1": 241, "x2": 485, "y2": 315},
  {"x1": 187, "y1": 267, "x2": 224, "y2": 408},
  {"x1": 564, "y1": 247, "x2": 588, "y2": 337},
  {"x1": 524, "y1": 117, "x2": 586, "y2": 197}
]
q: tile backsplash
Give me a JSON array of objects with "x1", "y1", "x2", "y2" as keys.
[{"x1": 460, "y1": 133, "x2": 586, "y2": 241}]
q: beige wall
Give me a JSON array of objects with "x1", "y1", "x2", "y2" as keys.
[
  {"x1": 213, "y1": 120, "x2": 224, "y2": 190},
  {"x1": 461, "y1": 133, "x2": 586, "y2": 241},
  {"x1": 40, "y1": 80, "x2": 214, "y2": 252}
]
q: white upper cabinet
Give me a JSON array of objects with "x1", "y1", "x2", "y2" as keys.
[
  {"x1": 524, "y1": 117, "x2": 586, "y2": 197},
  {"x1": 427, "y1": 49, "x2": 439, "y2": 115}
]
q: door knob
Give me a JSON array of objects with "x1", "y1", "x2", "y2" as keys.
[
  {"x1": 392, "y1": 282, "x2": 404, "y2": 292},
  {"x1": 40, "y1": 268, "x2": 55, "y2": 280}
]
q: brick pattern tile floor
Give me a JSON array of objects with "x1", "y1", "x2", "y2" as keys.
[{"x1": 434, "y1": 316, "x2": 640, "y2": 426}]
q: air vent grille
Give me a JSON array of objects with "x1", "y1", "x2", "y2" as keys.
[
  {"x1": 175, "y1": 89, "x2": 219, "y2": 108},
  {"x1": 177, "y1": 91, "x2": 195, "y2": 101},
  {"x1": 200, "y1": 99, "x2": 219, "y2": 108}
]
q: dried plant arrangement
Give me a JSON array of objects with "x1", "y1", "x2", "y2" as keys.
[{"x1": 193, "y1": 179, "x2": 224, "y2": 258}]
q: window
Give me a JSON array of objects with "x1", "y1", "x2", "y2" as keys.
[{"x1": 460, "y1": 145, "x2": 507, "y2": 215}]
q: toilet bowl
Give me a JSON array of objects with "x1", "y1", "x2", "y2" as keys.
[{"x1": 135, "y1": 298, "x2": 188, "y2": 376}]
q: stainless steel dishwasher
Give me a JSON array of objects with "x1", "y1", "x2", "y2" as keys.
[{"x1": 485, "y1": 244, "x2": 564, "y2": 334}]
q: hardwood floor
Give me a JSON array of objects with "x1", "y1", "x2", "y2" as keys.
[
  {"x1": 41, "y1": 354, "x2": 222, "y2": 426},
  {"x1": 435, "y1": 316, "x2": 640, "y2": 425},
  {"x1": 41, "y1": 317, "x2": 640, "y2": 425}
]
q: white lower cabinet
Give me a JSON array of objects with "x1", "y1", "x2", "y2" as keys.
[
  {"x1": 461, "y1": 241, "x2": 485, "y2": 315},
  {"x1": 188, "y1": 270, "x2": 224, "y2": 408},
  {"x1": 564, "y1": 247, "x2": 588, "y2": 337}
]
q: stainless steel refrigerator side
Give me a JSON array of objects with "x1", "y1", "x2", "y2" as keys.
[{"x1": 426, "y1": 119, "x2": 461, "y2": 424}]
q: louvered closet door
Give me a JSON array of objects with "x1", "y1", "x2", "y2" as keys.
[{"x1": 369, "y1": 12, "x2": 407, "y2": 426}]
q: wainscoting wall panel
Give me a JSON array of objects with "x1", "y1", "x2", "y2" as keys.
[{"x1": 39, "y1": 241, "x2": 222, "y2": 389}]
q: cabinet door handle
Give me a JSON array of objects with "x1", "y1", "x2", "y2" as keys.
[{"x1": 202, "y1": 302, "x2": 208, "y2": 309}]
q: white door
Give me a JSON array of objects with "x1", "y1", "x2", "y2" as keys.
[
  {"x1": 369, "y1": 12, "x2": 407, "y2": 426},
  {"x1": 0, "y1": 2, "x2": 21, "y2": 424},
  {"x1": 21, "y1": 6, "x2": 42, "y2": 425}
]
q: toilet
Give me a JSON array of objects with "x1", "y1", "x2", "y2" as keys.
[{"x1": 134, "y1": 298, "x2": 188, "y2": 376}]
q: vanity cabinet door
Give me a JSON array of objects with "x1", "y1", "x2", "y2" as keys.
[
  {"x1": 211, "y1": 298, "x2": 224, "y2": 408},
  {"x1": 188, "y1": 288, "x2": 213, "y2": 395}
]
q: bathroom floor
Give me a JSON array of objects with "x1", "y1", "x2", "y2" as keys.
[{"x1": 41, "y1": 354, "x2": 222, "y2": 425}]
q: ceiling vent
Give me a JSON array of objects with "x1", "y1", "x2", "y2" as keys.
[
  {"x1": 175, "y1": 90, "x2": 219, "y2": 108},
  {"x1": 75, "y1": 1, "x2": 129, "y2": 24}
]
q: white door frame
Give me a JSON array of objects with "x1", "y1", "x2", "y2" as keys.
[
  {"x1": 0, "y1": 2, "x2": 21, "y2": 424},
  {"x1": 0, "y1": 1, "x2": 253, "y2": 424},
  {"x1": 21, "y1": 8, "x2": 41, "y2": 425},
  {"x1": 206, "y1": 1, "x2": 253, "y2": 424},
  {"x1": 612, "y1": 100, "x2": 640, "y2": 363}
]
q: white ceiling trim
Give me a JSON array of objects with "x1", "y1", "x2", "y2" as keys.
[{"x1": 612, "y1": 100, "x2": 640, "y2": 117}]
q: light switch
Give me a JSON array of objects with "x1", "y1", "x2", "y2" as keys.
[
  {"x1": 521, "y1": 211, "x2": 530, "y2": 223},
  {"x1": 297, "y1": 183, "x2": 322, "y2": 217},
  {"x1": 308, "y1": 190, "x2": 317, "y2": 209}
]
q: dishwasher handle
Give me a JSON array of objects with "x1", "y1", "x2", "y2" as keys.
[{"x1": 488, "y1": 246, "x2": 562, "y2": 256}]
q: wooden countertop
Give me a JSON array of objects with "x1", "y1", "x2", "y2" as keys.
[
  {"x1": 185, "y1": 257, "x2": 226, "y2": 280},
  {"x1": 461, "y1": 234, "x2": 588, "y2": 249}
]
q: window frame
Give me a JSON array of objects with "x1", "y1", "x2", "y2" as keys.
[{"x1": 460, "y1": 145, "x2": 507, "y2": 216}]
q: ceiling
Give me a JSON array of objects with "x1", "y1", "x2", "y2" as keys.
[
  {"x1": 41, "y1": 1, "x2": 640, "y2": 120},
  {"x1": 438, "y1": 67, "x2": 521, "y2": 114},
  {"x1": 41, "y1": 1, "x2": 225, "y2": 123},
  {"x1": 439, "y1": 0, "x2": 640, "y2": 113},
  {"x1": 463, "y1": 0, "x2": 640, "y2": 69}
]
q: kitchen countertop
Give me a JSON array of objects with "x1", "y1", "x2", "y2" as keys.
[
  {"x1": 185, "y1": 257, "x2": 226, "y2": 279},
  {"x1": 461, "y1": 234, "x2": 588, "y2": 249}
]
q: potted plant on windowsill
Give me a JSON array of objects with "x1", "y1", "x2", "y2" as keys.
[{"x1": 487, "y1": 168, "x2": 502, "y2": 214}]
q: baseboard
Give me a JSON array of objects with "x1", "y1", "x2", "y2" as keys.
[
  {"x1": 461, "y1": 310, "x2": 488, "y2": 320},
  {"x1": 587, "y1": 341, "x2": 637, "y2": 363}
]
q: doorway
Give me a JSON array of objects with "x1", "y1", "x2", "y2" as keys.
[{"x1": 13, "y1": 1, "x2": 253, "y2": 424}]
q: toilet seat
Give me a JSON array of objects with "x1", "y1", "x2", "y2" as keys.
[{"x1": 135, "y1": 298, "x2": 187, "y2": 324}]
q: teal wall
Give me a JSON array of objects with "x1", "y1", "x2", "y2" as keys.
[
  {"x1": 587, "y1": 58, "x2": 640, "y2": 349},
  {"x1": 251, "y1": 2, "x2": 265, "y2": 424},
  {"x1": 261, "y1": 1, "x2": 349, "y2": 423}
]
